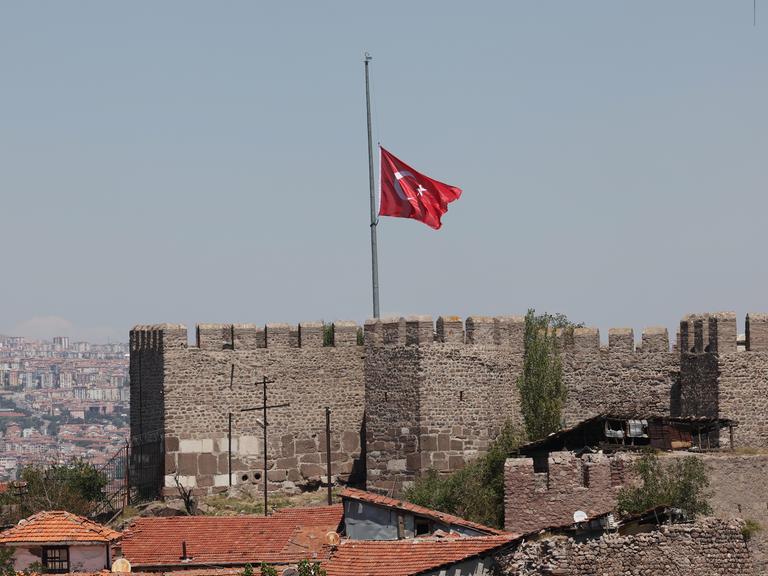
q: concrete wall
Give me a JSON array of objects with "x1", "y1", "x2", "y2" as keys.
[{"x1": 495, "y1": 518, "x2": 753, "y2": 576}]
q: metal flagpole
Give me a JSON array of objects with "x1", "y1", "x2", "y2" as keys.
[{"x1": 365, "y1": 52, "x2": 380, "y2": 318}]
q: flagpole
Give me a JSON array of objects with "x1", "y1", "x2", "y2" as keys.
[{"x1": 365, "y1": 52, "x2": 380, "y2": 318}]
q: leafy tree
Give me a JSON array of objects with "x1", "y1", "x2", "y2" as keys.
[
  {"x1": 322, "y1": 324, "x2": 334, "y2": 346},
  {"x1": 0, "y1": 459, "x2": 108, "y2": 521},
  {"x1": 403, "y1": 421, "x2": 525, "y2": 528},
  {"x1": 516, "y1": 309, "x2": 569, "y2": 441},
  {"x1": 297, "y1": 559, "x2": 327, "y2": 576},
  {"x1": 241, "y1": 564, "x2": 255, "y2": 576},
  {"x1": 616, "y1": 452, "x2": 712, "y2": 519},
  {"x1": 258, "y1": 562, "x2": 278, "y2": 576}
]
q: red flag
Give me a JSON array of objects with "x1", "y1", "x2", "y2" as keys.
[{"x1": 379, "y1": 147, "x2": 462, "y2": 230}]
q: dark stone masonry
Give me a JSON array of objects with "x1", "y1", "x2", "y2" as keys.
[
  {"x1": 495, "y1": 518, "x2": 754, "y2": 576},
  {"x1": 130, "y1": 310, "x2": 768, "y2": 498}
]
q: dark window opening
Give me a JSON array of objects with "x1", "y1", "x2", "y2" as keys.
[
  {"x1": 414, "y1": 517, "x2": 431, "y2": 536},
  {"x1": 43, "y1": 546, "x2": 69, "y2": 574}
]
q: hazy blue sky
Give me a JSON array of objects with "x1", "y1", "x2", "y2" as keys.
[{"x1": 1, "y1": 1, "x2": 766, "y2": 343}]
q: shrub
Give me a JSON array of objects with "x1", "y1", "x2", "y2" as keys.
[
  {"x1": 616, "y1": 453, "x2": 711, "y2": 519},
  {"x1": 403, "y1": 421, "x2": 525, "y2": 528},
  {"x1": 742, "y1": 519, "x2": 762, "y2": 541}
]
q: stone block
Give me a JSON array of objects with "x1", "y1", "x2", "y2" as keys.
[
  {"x1": 268, "y1": 469, "x2": 287, "y2": 482},
  {"x1": 164, "y1": 453, "x2": 177, "y2": 474},
  {"x1": 281, "y1": 434, "x2": 295, "y2": 457},
  {"x1": 642, "y1": 327, "x2": 669, "y2": 353},
  {"x1": 165, "y1": 436, "x2": 179, "y2": 452},
  {"x1": 340, "y1": 430, "x2": 359, "y2": 453},
  {"x1": 448, "y1": 455, "x2": 465, "y2": 470},
  {"x1": 200, "y1": 438, "x2": 214, "y2": 453},
  {"x1": 387, "y1": 459, "x2": 407, "y2": 472},
  {"x1": 213, "y1": 474, "x2": 230, "y2": 488},
  {"x1": 295, "y1": 438, "x2": 317, "y2": 453},
  {"x1": 300, "y1": 463, "x2": 325, "y2": 478},
  {"x1": 747, "y1": 313, "x2": 768, "y2": 352},
  {"x1": 197, "y1": 475, "x2": 214, "y2": 488},
  {"x1": 266, "y1": 323, "x2": 292, "y2": 348},
  {"x1": 178, "y1": 453, "x2": 198, "y2": 476},
  {"x1": 196, "y1": 323, "x2": 231, "y2": 350},
  {"x1": 198, "y1": 453, "x2": 218, "y2": 475},
  {"x1": 466, "y1": 316, "x2": 496, "y2": 344},
  {"x1": 179, "y1": 439, "x2": 202, "y2": 454},
  {"x1": 405, "y1": 315, "x2": 433, "y2": 346},
  {"x1": 299, "y1": 322, "x2": 324, "y2": 348},
  {"x1": 438, "y1": 434, "x2": 450, "y2": 451},
  {"x1": 573, "y1": 327, "x2": 600, "y2": 354},
  {"x1": 421, "y1": 435, "x2": 438, "y2": 451},
  {"x1": 406, "y1": 453, "x2": 421, "y2": 471},
  {"x1": 608, "y1": 328, "x2": 634, "y2": 353},
  {"x1": 437, "y1": 316, "x2": 464, "y2": 343},
  {"x1": 300, "y1": 452, "x2": 320, "y2": 464},
  {"x1": 276, "y1": 457, "x2": 298, "y2": 468},
  {"x1": 239, "y1": 435, "x2": 260, "y2": 455},
  {"x1": 217, "y1": 437, "x2": 237, "y2": 453},
  {"x1": 232, "y1": 323, "x2": 264, "y2": 349},
  {"x1": 333, "y1": 321, "x2": 359, "y2": 346},
  {"x1": 382, "y1": 317, "x2": 406, "y2": 345}
]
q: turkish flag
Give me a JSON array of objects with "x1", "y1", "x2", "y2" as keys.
[{"x1": 379, "y1": 147, "x2": 462, "y2": 230}]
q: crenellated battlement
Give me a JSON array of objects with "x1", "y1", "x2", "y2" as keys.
[
  {"x1": 363, "y1": 315, "x2": 526, "y2": 348},
  {"x1": 131, "y1": 309, "x2": 768, "y2": 501},
  {"x1": 504, "y1": 451, "x2": 633, "y2": 533},
  {"x1": 130, "y1": 320, "x2": 362, "y2": 351}
]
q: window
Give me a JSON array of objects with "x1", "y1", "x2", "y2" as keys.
[
  {"x1": 42, "y1": 546, "x2": 69, "y2": 573},
  {"x1": 414, "y1": 517, "x2": 431, "y2": 536}
]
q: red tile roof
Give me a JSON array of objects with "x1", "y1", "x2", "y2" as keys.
[
  {"x1": 0, "y1": 511, "x2": 120, "y2": 544},
  {"x1": 323, "y1": 535, "x2": 517, "y2": 576},
  {"x1": 121, "y1": 505, "x2": 343, "y2": 568},
  {"x1": 340, "y1": 488, "x2": 506, "y2": 535}
]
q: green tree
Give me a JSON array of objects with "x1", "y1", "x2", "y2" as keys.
[
  {"x1": 258, "y1": 563, "x2": 278, "y2": 576},
  {"x1": 297, "y1": 559, "x2": 327, "y2": 576},
  {"x1": 403, "y1": 421, "x2": 525, "y2": 528},
  {"x1": 616, "y1": 453, "x2": 711, "y2": 519},
  {"x1": 516, "y1": 309, "x2": 569, "y2": 441},
  {"x1": 0, "y1": 459, "x2": 108, "y2": 520}
]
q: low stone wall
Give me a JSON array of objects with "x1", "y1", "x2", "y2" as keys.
[
  {"x1": 496, "y1": 518, "x2": 753, "y2": 576},
  {"x1": 505, "y1": 451, "x2": 768, "y2": 574},
  {"x1": 504, "y1": 451, "x2": 633, "y2": 534}
]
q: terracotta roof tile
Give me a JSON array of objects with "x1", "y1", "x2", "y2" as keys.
[
  {"x1": 340, "y1": 488, "x2": 506, "y2": 535},
  {"x1": 121, "y1": 505, "x2": 343, "y2": 568},
  {"x1": 323, "y1": 535, "x2": 518, "y2": 576},
  {"x1": 0, "y1": 511, "x2": 120, "y2": 544}
]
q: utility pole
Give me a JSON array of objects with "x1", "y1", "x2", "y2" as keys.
[
  {"x1": 365, "y1": 52, "x2": 380, "y2": 318},
  {"x1": 325, "y1": 407, "x2": 332, "y2": 505},
  {"x1": 240, "y1": 376, "x2": 289, "y2": 516}
]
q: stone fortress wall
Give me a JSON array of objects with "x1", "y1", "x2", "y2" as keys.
[
  {"x1": 130, "y1": 311, "x2": 768, "y2": 497},
  {"x1": 130, "y1": 321, "x2": 366, "y2": 496}
]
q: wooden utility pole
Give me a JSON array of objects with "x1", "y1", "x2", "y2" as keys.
[{"x1": 240, "y1": 376, "x2": 289, "y2": 516}]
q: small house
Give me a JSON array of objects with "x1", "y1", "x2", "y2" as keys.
[
  {"x1": 341, "y1": 488, "x2": 505, "y2": 540},
  {"x1": 0, "y1": 510, "x2": 120, "y2": 573}
]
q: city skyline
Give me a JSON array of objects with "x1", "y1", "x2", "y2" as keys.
[{"x1": 1, "y1": 1, "x2": 766, "y2": 344}]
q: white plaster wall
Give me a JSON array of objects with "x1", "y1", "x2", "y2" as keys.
[{"x1": 10, "y1": 544, "x2": 109, "y2": 572}]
